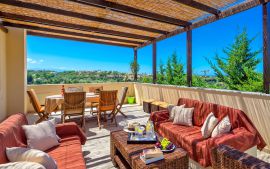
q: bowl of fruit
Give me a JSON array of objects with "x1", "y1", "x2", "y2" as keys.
[{"x1": 155, "y1": 138, "x2": 176, "y2": 153}]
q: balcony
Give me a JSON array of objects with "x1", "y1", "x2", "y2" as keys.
[
  {"x1": 24, "y1": 82, "x2": 270, "y2": 168},
  {"x1": 0, "y1": 0, "x2": 270, "y2": 168}
]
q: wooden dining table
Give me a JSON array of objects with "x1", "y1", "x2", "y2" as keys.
[{"x1": 45, "y1": 92, "x2": 99, "y2": 114}]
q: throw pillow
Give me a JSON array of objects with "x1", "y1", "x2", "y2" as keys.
[
  {"x1": 22, "y1": 119, "x2": 59, "y2": 151},
  {"x1": 6, "y1": 147, "x2": 57, "y2": 169},
  {"x1": 201, "y1": 112, "x2": 218, "y2": 138},
  {"x1": 0, "y1": 161, "x2": 46, "y2": 169},
  {"x1": 168, "y1": 104, "x2": 185, "y2": 121},
  {"x1": 211, "y1": 115, "x2": 231, "y2": 138},
  {"x1": 173, "y1": 107, "x2": 194, "y2": 126}
]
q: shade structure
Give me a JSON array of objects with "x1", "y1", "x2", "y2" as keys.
[{"x1": 0, "y1": 0, "x2": 268, "y2": 48}]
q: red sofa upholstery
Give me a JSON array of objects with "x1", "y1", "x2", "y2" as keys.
[
  {"x1": 150, "y1": 98, "x2": 266, "y2": 167},
  {"x1": 0, "y1": 113, "x2": 87, "y2": 169}
]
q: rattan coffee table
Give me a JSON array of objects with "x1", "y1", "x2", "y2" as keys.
[{"x1": 110, "y1": 130, "x2": 189, "y2": 169}]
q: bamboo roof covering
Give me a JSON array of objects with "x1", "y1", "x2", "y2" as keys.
[{"x1": 0, "y1": 0, "x2": 268, "y2": 48}]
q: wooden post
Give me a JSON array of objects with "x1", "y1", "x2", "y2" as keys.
[
  {"x1": 187, "y1": 30, "x2": 192, "y2": 87},
  {"x1": 263, "y1": 2, "x2": 270, "y2": 93},
  {"x1": 152, "y1": 41, "x2": 157, "y2": 84},
  {"x1": 134, "y1": 48, "x2": 138, "y2": 81}
]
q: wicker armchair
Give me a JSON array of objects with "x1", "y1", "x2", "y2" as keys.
[
  {"x1": 61, "y1": 92, "x2": 86, "y2": 127},
  {"x1": 211, "y1": 145, "x2": 270, "y2": 169},
  {"x1": 27, "y1": 89, "x2": 48, "y2": 123},
  {"x1": 87, "y1": 86, "x2": 103, "y2": 114},
  {"x1": 97, "y1": 90, "x2": 117, "y2": 129}
]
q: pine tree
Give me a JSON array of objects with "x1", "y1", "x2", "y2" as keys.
[
  {"x1": 171, "y1": 52, "x2": 185, "y2": 85},
  {"x1": 166, "y1": 57, "x2": 173, "y2": 84},
  {"x1": 206, "y1": 29, "x2": 262, "y2": 92},
  {"x1": 157, "y1": 60, "x2": 166, "y2": 84}
]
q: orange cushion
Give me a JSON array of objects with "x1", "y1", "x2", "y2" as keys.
[
  {"x1": 47, "y1": 135, "x2": 86, "y2": 169},
  {"x1": 0, "y1": 113, "x2": 28, "y2": 164}
]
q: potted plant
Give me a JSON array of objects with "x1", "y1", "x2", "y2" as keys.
[{"x1": 127, "y1": 96, "x2": 136, "y2": 104}]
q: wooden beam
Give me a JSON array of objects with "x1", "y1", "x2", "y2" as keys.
[
  {"x1": 0, "y1": 0, "x2": 167, "y2": 34},
  {"x1": 136, "y1": 0, "x2": 269, "y2": 49},
  {"x1": 152, "y1": 42, "x2": 157, "y2": 84},
  {"x1": 0, "y1": 22, "x2": 8, "y2": 33},
  {"x1": 69, "y1": 0, "x2": 191, "y2": 26},
  {"x1": 27, "y1": 31, "x2": 136, "y2": 48},
  {"x1": 263, "y1": 2, "x2": 270, "y2": 93},
  {"x1": 134, "y1": 49, "x2": 138, "y2": 81},
  {"x1": 2, "y1": 22, "x2": 142, "y2": 45},
  {"x1": 187, "y1": 30, "x2": 192, "y2": 87},
  {"x1": 0, "y1": 12, "x2": 153, "y2": 41},
  {"x1": 173, "y1": 0, "x2": 220, "y2": 14}
]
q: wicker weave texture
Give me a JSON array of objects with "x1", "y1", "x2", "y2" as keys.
[
  {"x1": 110, "y1": 130, "x2": 189, "y2": 169},
  {"x1": 211, "y1": 145, "x2": 270, "y2": 169}
]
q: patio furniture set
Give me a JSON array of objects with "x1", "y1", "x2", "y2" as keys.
[
  {"x1": 27, "y1": 86, "x2": 128, "y2": 129},
  {"x1": 108, "y1": 97, "x2": 267, "y2": 169}
]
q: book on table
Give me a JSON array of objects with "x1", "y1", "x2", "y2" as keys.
[{"x1": 140, "y1": 148, "x2": 164, "y2": 164}]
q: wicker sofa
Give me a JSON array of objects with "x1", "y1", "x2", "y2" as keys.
[
  {"x1": 150, "y1": 98, "x2": 266, "y2": 168},
  {"x1": 0, "y1": 113, "x2": 87, "y2": 169},
  {"x1": 211, "y1": 145, "x2": 270, "y2": 169}
]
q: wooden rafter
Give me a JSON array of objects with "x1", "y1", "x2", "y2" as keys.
[
  {"x1": 0, "y1": 0, "x2": 167, "y2": 34},
  {"x1": 27, "y1": 31, "x2": 136, "y2": 48},
  {"x1": 136, "y1": 0, "x2": 269, "y2": 49},
  {"x1": 68, "y1": 0, "x2": 191, "y2": 26},
  {"x1": 172, "y1": 0, "x2": 220, "y2": 14},
  {"x1": 2, "y1": 22, "x2": 142, "y2": 45},
  {"x1": 0, "y1": 12, "x2": 153, "y2": 40}
]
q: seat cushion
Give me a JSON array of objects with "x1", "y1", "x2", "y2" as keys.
[
  {"x1": 46, "y1": 135, "x2": 86, "y2": 169},
  {"x1": 157, "y1": 121, "x2": 259, "y2": 167}
]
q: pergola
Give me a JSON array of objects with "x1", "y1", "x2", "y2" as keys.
[{"x1": 0, "y1": 0, "x2": 269, "y2": 92}]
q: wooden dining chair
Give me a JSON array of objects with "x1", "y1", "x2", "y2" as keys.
[
  {"x1": 97, "y1": 90, "x2": 118, "y2": 129},
  {"x1": 27, "y1": 89, "x2": 48, "y2": 124},
  {"x1": 113, "y1": 87, "x2": 128, "y2": 118},
  {"x1": 87, "y1": 86, "x2": 103, "y2": 114},
  {"x1": 61, "y1": 92, "x2": 86, "y2": 128}
]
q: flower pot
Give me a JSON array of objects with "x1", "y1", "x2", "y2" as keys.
[{"x1": 127, "y1": 97, "x2": 135, "y2": 104}]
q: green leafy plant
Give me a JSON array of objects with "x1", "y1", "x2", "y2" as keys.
[
  {"x1": 206, "y1": 29, "x2": 262, "y2": 92},
  {"x1": 130, "y1": 60, "x2": 140, "y2": 81}
]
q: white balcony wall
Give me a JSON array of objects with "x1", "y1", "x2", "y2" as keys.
[
  {"x1": 0, "y1": 29, "x2": 7, "y2": 121},
  {"x1": 134, "y1": 83, "x2": 270, "y2": 151}
]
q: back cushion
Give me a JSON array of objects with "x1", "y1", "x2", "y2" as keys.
[
  {"x1": 178, "y1": 98, "x2": 217, "y2": 127},
  {"x1": 0, "y1": 113, "x2": 28, "y2": 164}
]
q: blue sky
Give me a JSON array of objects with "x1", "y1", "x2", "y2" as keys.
[{"x1": 27, "y1": 6, "x2": 263, "y2": 75}]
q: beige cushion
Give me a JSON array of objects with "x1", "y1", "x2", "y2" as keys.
[
  {"x1": 168, "y1": 104, "x2": 185, "y2": 121},
  {"x1": 201, "y1": 112, "x2": 218, "y2": 138},
  {"x1": 6, "y1": 147, "x2": 57, "y2": 169},
  {"x1": 211, "y1": 115, "x2": 231, "y2": 138},
  {"x1": 173, "y1": 107, "x2": 194, "y2": 126},
  {"x1": 0, "y1": 161, "x2": 46, "y2": 169},
  {"x1": 22, "y1": 119, "x2": 59, "y2": 151}
]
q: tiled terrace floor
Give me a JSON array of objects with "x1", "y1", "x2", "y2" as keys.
[{"x1": 27, "y1": 104, "x2": 270, "y2": 169}]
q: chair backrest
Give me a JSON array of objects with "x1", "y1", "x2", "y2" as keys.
[
  {"x1": 99, "y1": 90, "x2": 117, "y2": 112},
  {"x1": 66, "y1": 86, "x2": 84, "y2": 92},
  {"x1": 89, "y1": 86, "x2": 103, "y2": 94},
  {"x1": 118, "y1": 87, "x2": 128, "y2": 106},
  {"x1": 27, "y1": 89, "x2": 42, "y2": 113},
  {"x1": 62, "y1": 92, "x2": 86, "y2": 115}
]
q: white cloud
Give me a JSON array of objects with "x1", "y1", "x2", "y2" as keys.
[{"x1": 27, "y1": 58, "x2": 44, "y2": 64}]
